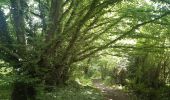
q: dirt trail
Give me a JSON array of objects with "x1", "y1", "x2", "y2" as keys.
[{"x1": 92, "y1": 79, "x2": 135, "y2": 100}]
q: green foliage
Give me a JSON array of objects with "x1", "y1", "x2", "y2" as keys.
[
  {"x1": 0, "y1": 83, "x2": 11, "y2": 100},
  {"x1": 1, "y1": 0, "x2": 170, "y2": 99},
  {"x1": 127, "y1": 49, "x2": 170, "y2": 100},
  {"x1": 0, "y1": 0, "x2": 9, "y2": 5},
  {"x1": 0, "y1": 61, "x2": 12, "y2": 99},
  {"x1": 128, "y1": 82, "x2": 170, "y2": 100},
  {"x1": 37, "y1": 81, "x2": 103, "y2": 100}
]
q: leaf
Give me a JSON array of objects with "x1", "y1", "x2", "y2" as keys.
[{"x1": 0, "y1": 0, "x2": 9, "y2": 5}]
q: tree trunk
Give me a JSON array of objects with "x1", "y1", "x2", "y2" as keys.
[
  {"x1": 11, "y1": 63, "x2": 37, "y2": 100},
  {"x1": 11, "y1": 81, "x2": 36, "y2": 100},
  {"x1": 44, "y1": 64, "x2": 70, "y2": 91}
]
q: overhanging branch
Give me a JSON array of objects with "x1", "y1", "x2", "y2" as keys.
[{"x1": 74, "y1": 12, "x2": 170, "y2": 62}]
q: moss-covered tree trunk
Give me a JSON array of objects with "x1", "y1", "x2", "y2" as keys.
[{"x1": 43, "y1": 63, "x2": 70, "y2": 91}]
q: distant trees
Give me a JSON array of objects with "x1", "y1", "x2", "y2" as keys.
[{"x1": 126, "y1": 17, "x2": 170, "y2": 99}]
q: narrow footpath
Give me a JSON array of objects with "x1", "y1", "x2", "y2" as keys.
[{"x1": 92, "y1": 79, "x2": 136, "y2": 100}]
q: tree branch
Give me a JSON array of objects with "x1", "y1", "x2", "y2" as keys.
[{"x1": 74, "y1": 12, "x2": 170, "y2": 62}]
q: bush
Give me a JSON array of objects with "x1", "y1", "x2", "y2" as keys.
[
  {"x1": 128, "y1": 82, "x2": 170, "y2": 100},
  {"x1": 0, "y1": 83, "x2": 11, "y2": 100}
]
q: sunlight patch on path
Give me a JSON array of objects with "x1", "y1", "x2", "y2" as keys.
[{"x1": 92, "y1": 79, "x2": 133, "y2": 100}]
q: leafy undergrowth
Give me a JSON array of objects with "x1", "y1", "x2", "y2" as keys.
[
  {"x1": 37, "y1": 81, "x2": 104, "y2": 100},
  {"x1": 0, "y1": 82, "x2": 11, "y2": 100},
  {"x1": 0, "y1": 79, "x2": 104, "y2": 100}
]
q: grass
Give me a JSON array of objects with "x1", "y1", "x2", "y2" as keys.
[
  {"x1": 0, "y1": 74, "x2": 104, "y2": 100},
  {"x1": 37, "y1": 81, "x2": 104, "y2": 100}
]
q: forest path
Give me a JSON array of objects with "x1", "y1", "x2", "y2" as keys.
[{"x1": 92, "y1": 79, "x2": 134, "y2": 100}]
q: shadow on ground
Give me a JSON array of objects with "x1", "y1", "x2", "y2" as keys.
[{"x1": 92, "y1": 79, "x2": 137, "y2": 100}]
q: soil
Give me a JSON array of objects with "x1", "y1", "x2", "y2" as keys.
[{"x1": 92, "y1": 79, "x2": 136, "y2": 100}]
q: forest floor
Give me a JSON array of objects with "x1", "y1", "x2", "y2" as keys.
[{"x1": 92, "y1": 79, "x2": 136, "y2": 100}]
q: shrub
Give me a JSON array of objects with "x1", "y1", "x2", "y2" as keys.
[{"x1": 37, "y1": 81, "x2": 104, "y2": 100}]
